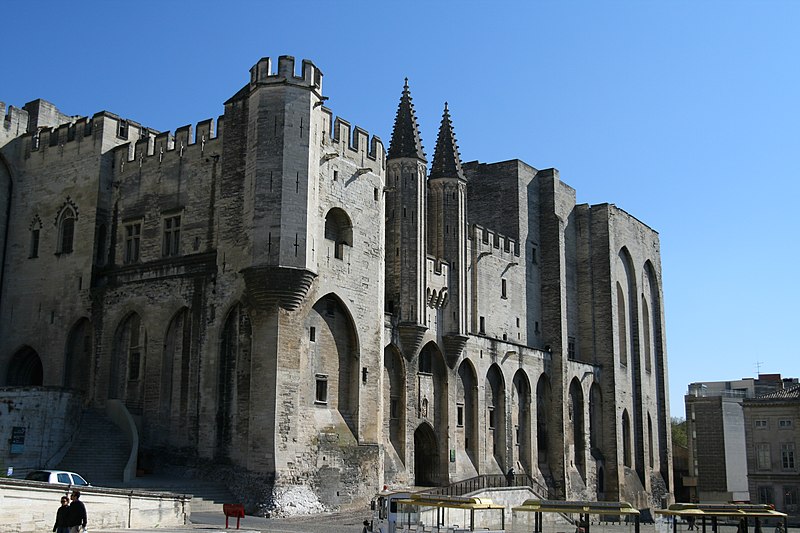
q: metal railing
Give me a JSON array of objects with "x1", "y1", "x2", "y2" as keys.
[{"x1": 419, "y1": 473, "x2": 553, "y2": 499}]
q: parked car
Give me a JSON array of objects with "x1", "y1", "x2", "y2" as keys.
[{"x1": 25, "y1": 469, "x2": 90, "y2": 486}]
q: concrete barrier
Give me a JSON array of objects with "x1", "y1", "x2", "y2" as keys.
[{"x1": 0, "y1": 478, "x2": 189, "y2": 532}]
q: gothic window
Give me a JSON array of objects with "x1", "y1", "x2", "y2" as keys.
[
  {"x1": 617, "y1": 282, "x2": 628, "y2": 366},
  {"x1": 324, "y1": 208, "x2": 353, "y2": 260},
  {"x1": 30, "y1": 227, "x2": 40, "y2": 258},
  {"x1": 57, "y1": 207, "x2": 76, "y2": 254},
  {"x1": 162, "y1": 215, "x2": 181, "y2": 257},
  {"x1": 124, "y1": 222, "x2": 141, "y2": 264}
]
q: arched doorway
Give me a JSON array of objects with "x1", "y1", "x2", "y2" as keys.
[
  {"x1": 414, "y1": 423, "x2": 439, "y2": 486},
  {"x1": 7, "y1": 346, "x2": 43, "y2": 385}
]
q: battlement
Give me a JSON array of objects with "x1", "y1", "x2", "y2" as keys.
[
  {"x1": 249, "y1": 55, "x2": 323, "y2": 93},
  {"x1": 469, "y1": 224, "x2": 521, "y2": 258},
  {"x1": 1, "y1": 102, "x2": 30, "y2": 138},
  {"x1": 112, "y1": 117, "x2": 223, "y2": 170},
  {"x1": 319, "y1": 106, "x2": 384, "y2": 164}
]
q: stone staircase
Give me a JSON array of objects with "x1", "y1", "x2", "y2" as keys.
[
  {"x1": 57, "y1": 408, "x2": 129, "y2": 485},
  {"x1": 121, "y1": 471, "x2": 239, "y2": 513},
  {"x1": 57, "y1": 409, "x2": 237, "y2": 513}
]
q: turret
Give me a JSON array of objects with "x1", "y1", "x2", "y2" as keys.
[
  {"x1": 225, "y1": 56, "x2": 325, "y2": 310},
  {"x1": 428, "y1": 103, "x2": 468, "y2": 357},
  {"x1": 385, "y1": 80, "x2": 428, "y2": 351}
]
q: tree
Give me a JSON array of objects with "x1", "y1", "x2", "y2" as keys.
[{"x1": 671, "y1": 416, "x2": 687, "y2": 448}]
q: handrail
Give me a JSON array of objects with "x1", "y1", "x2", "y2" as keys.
[
  {"x1": 106, "y1": 399, "x2": 138, "y2": 483},
  {"x1": 419, "y1": 473, "x2": 553, "y2": 499}
]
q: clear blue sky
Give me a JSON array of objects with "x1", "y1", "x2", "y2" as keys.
[{"x1": 4, "y1": 1, "x2": 798, "y2": 418}]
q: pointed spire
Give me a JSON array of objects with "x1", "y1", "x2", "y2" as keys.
[
  {"x1": 387, "y1": 78, "x2": 426, "y2": 161},
  {"x1": 429, "y1": 102, "x2": 465, "y2": 181}
]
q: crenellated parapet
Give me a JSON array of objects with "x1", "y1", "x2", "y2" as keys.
[
  {"x1": 319, "y1": 107, "x2": 384, "y2": 171},
  {"x1": 111, "y1": 117, "x2": 223, "y2": 173},
  {"x1": 469, "y1": 224, "x2": 521, "y2": 259},
  {"x1": 249, "y1": 55, "x2": 323, "y2": 93},
  {"x1": 14, "y1": 110, "x2": 154, "y2": 166},
  {"x1": 1, "y1": 102, "x2": 30, "y2": 142}
]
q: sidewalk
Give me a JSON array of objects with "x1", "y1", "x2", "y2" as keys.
[{"x1": 89, "y1": 509, "x2": 369, "y2": 533}]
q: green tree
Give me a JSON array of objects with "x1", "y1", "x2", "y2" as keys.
[{"x1": 671, "y1": 416, "x2": 687, "y2": 448}]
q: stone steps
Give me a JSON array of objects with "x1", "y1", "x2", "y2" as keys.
[{"x1": 57, "y1": 408, "x2": 129, "y2": 485}]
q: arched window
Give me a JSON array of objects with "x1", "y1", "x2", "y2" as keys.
[
  {"x1": 57, "y1": 206, "x2": 77, "y2": 254},
  {"x1": 324, "y1": 208, "x2": 353, "y2": 260},
  {"x1": 29, "y1": 216, "x2": 42, "y2": 258}
]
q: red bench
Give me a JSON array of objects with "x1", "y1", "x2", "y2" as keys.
[{"x1": 223, "y1": 503, "x2": 245, "y2": 529}]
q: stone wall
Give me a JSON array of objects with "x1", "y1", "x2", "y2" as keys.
[
  {"x1": 0, "y1": 388, "x2": 83, "y2": 473},
  {"x1": 0, "y1": 478, "x2": 189, "y2": 532}
]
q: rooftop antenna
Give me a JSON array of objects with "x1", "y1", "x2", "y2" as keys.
[{"x1": 755, "y1": 361, "x2": 764, "y2": 376}]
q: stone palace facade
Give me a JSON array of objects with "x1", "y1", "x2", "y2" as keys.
[{"x1": 0, "y1": 55, "x2": 672, "y2": 509}]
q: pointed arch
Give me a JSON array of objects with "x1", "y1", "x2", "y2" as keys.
[
  {"x1": 159, "y1": 307, "x2": 193, "y2": 447},
  {"x1": 6, "y1": 346, "x2": 43, "y2": 386},
  {"x1": 417, "y1": 341, "x2": 448, "y2": 464},
  {"x1": 324, "y1": 207, "x2": 353, "y2": 260},
  {"x1": 457, "y1": 358, "x2": 479, "y2": 467},
  {"x1": 309, "y1": 293, "x2": 361, "y2": 438},
  {"x1": 64, "y1": 318, "x2": 92, "y2": 394},
  {"x1": 645, "y1": 259, "x2": 670, "y2": 486},
  {"x1": 589, "y1": 383, "x2": 604, "y2": 453},
  {"x1": 216, "y1": 303, "x2": 252, "y2": 459},
  {"x1": 384, "y1": 344, "x2": 406, "y2": 463},
  {"x1": 536, "y1": 373, "x2": 554, "y2": 467},
  {"x1": 618, "y1": 247, "x2": 644, "y2": 482},
  {"x1": 414, "y1": 422, "x2": 439, "y2": 486},
  {"x1": 569, "y1": 378, "x2": 586, "y2": 480},
  {"x1": 512, "y1": 369, "x2": 533, "y2": 475},
  {"x1": 641, "y1": 294, "x2": 652, "y2": 373},
  {"x1": 486, "y1": 364, "x2": 507, "y2": 469},
  {"x1": 55, "y1": 200, "x2": 78, "y2": 255},
  {"x1": 110, "y1": 312, "x2": 146, "y2": 412},
  {"x1": 622, "y1": 409, "x2": 632, "y2": 468}
]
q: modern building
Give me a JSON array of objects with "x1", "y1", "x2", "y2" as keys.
[
  {"x1": 685, "y1": 375, "x2": 797, "y2": 503},
  {"x1": 743, "y1": 383, "x2": 800, "y2": 520},
  {"x1": 0, "y1": 55, "x2": 673, "y2": 511}
]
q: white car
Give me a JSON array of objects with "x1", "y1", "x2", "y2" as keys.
[{"x1": 25, "y1": 469, "x2": 90, "y2": 486}]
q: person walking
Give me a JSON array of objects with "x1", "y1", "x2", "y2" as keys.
[
  {"x1": 67, "y1": 490, "x2": 87, "y2": 533},
  {"x1": 53, "y1": 496, "x2": 70, "y2": 533}
]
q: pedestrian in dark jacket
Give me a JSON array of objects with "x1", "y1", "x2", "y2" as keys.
[
  {"x1": 68, "y1": 490, "x2": 87, "y2": 533},
  {"x1": 53, "y1": 496, "x2": 70, "y2": 533}
]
